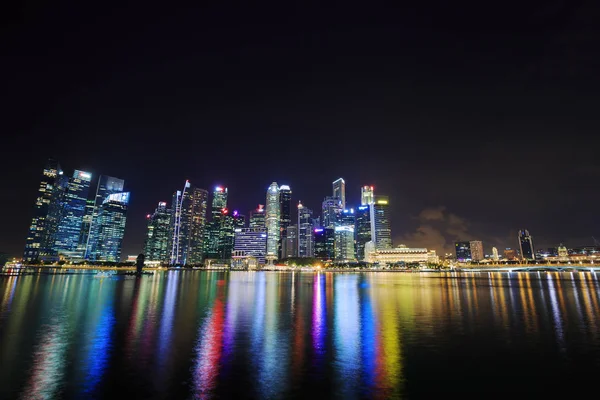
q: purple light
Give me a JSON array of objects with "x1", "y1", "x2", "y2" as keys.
[
  {"x1": 314, "y1": 228, "x2": 323, "y2": 233},
  {"x1": 233, "y1": 210, "x2": 239, "y2": 216}
]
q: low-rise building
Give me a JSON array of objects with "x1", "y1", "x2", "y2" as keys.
[{"x1": 365, "y1": 244, "x2": 438, "y2": 265}]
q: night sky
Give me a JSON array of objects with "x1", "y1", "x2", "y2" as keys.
[{"x1": 2, "y1": 1, "x2": 599, "y2": 258}]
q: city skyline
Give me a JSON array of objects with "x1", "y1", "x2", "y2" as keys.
[{"x1": 3, "y1": 3, "x2": 599, "y2": 259}]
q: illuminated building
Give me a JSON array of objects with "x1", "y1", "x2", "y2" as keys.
[
  {"x1": 518, "y1": 229, "x2": 535, "y2": 261},
  {"x1": 265, "y1": 182, "x2": 280, "y2": 257},
  {"x1": 454, "y1": 241, "x2": 471, "y2": 262},
  {"x1": 218, "y1": 209, "x2": 245, "y2": 259},
  {"x1": 469, "y1": 240, "x2": 484, "y2": 262},
  {"x1": 93, "y1": 192, "x2": 130, "y2": 262},
  {"x1": 557, "y1": 244, "x2": 568, "y2": 261},
  {"x1": 278, "y1": 185, "x2": 292, "y2": 258},
  {"x1": 84, "y1": 175, "x2": 125, "y2": 259},
  {"x1": 53, "y1": 170, "x2": 93, "y2": 257},
  {"x1": 23, "y1": 159, "x2": 64, "y2": 262},
  {"x1": 144, "y1": 202, "x2": 172, "y2": 262},
  {"x1": 365, "y1": 244, "x2": 438, "y2": 264},
  {"x1": 77, "y1": 199, "x2": 95, "y2": 257},
  {"x1": 297, "y1": 202, "x2": 314, "y2": 257},
  {"x1": 314, "y1": 227, "x2": 335, "y2": 260},
  {"x1": 370, "y1": 195, "x2": 392, "y2": 249},
  {"x1": 503, "y1": 248, "x2": 517, "y2": 260},
  {"x1": 232, "y1": 228, "x2": 268, "y2": 265},
  {"x1": 334, "y1": 209, "x2": 356, "y2": 261},
  {"x1": 249, "y1": 204, "x2": 266, "y2": 229},
  {"x1": 169, "y1": 182, "x2": 208, "y2": 265},
  {"x1": 204, "y1": 186, "x2": 228, "y2": 259},
  {"x1": 283, "y1": 225, "x2": 298, "y2": 258},
  {"x1": 322, "y1": 196, "x2": 342, "y2": 228},
  {"x1": 492, "y1": 246, "x2": 499, "y2": 261},
  {"x1": 354, "y1": 205, "x2": 371, "y2": 261},
  {"x1": 332, "y1": 178, "x2": 346, "y2": 209},
  {"x1": 361, "y1": 185, "x2": 374, "y2": 206}
]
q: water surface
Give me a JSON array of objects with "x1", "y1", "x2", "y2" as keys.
[{"x1": 1, "y1": 271, "x2": 600, "y2": 399}]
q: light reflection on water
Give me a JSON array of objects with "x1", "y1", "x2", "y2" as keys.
[{"x1": 0, "y1": 271, "x2": 600, "y2": 398}]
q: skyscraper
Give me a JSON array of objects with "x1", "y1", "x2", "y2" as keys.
[
  {"x1": 204, "y1": 186, "x2": 228, "y2": 260},
  {"x1": 144, "y1": 202, "x2": 172, "y2": 262},
  {"x1": 355, "y1": 205, "x2": 371, "y2": 261},
  {"x1": 94, "y1": 192, "x2": 130, "y2": 262},
  {"x1": 469, "y1": 240, "x2": 484, "y2": 262},
  {"x1": 297, "y1": 202, "x2": 314, "y2": 258},
  {"x1": 169, "y1": 181, "x2": 208, "y2": 265},
  {"x1": 249, "y1": 204, "x2": 266, "y2": 229},
  {"x1": 278, "y1": 185, "x2": 292, "y2": 258},
  {"x1": 54, "y1": 170, "x2": 93, "y2": 257},
  {"x1": 335, "y1": 209, "x2": 355, "y2": 261},
  {"x1": 283, "y1": 225, "x2": 298, "y2": 258},
  {"x1": 23, "y1": 159, "x2": 64, "y2": 262},
  {"x1": 218, "y1": 209, "x2": 245, "y2": 259},
  {"x1": 84, "y1": 175, "x2": 125, "y2": 259},
  {"x1": 361, "y1": 185, "x2": 374, "y2": 206},
  {"x1": 455, "y1": 241, "x2": 471, "y2": 262},
  {"x1": 265, "y1": 182, "x2": 280, "y2": 257},
  {"x1": 518, "y1": 229, "x2": 535, "y2": 261},
  {"x1": 332, "y1": 178, "x2": 346, "y2": 209},
  {"x1": 314, "y1": 227, "x2": 335, "y2": 260},
  {"x1": 322, "y1": 196, "x2": 342, "y2": 228},
  {"x1": 370, "y1": 195, "x2": 392, "y2": 250}
]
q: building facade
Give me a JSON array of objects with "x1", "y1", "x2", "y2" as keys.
[
  {"x1": 283, "y1": 225, "x2": 298, "y2": 258},
  {"x1": 332, "y1": 178, "x2": 346, "y2": 209},
  {"x1": 93, "y1": 192, "x2": 130, "y2": 262},
  {"x1": 314, "y1": 227, "x2": 335, "y2": 260},
  {"x1": 469, "y1": 240, "x2": 484, "y2": 262},
  {"x1": 249, "y1": 204, "x2": 266, "y2": 229},
  {"x1": 455, "y1": 241, "x2": 472, "y2": 262},
  {"x1": 518, "y1": 229, "x2": 535, "y2": 260},
  {"x1": 365, "y1": 245, "x2": 438, "y2": 265},
  {"x1": 370, "y1": 195, "x2": 392, "y2": 250},
  {"x1": 265, "y1": 182, "x2": 280, "y2": 257},
  {"x1": 361, "y1": 185, "x2": 374, "y2": 206},
  {"x1": 278, "y1": 185, "x2": 292, "y2": 258},
  {"x1": 233, "y1": 228, "x2": 267, "y2": 265},
  {"x1": 355, "y1": 205, "x2": 371, "y2": 261},
  {"x1": 23, "y1": 159, "x2": 64, "y2": 262},
  {"x1": 169, "y1": 182, "x2": 208, "y2": 265},
  {"x1": 297, "y1": 202, "x2": 314, "y2": 257},
  {"x1": 322, "y1": 196, "x2": 342, "y2": 228},
  {"x1": 144, "y1": 202, "x2": 172, "y2": 262}
]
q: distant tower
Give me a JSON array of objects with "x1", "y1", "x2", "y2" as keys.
[
  {"x1": 94, "y1": 192, "x2": 130, "y2": 262},
  {"x1": 332, "y1": 178, "x2": 346, "y2": 209},
  {"x1": 455, "y1": 241, "x2": 471, "y2": 262},
  {"x1": 370, "y1": 195, "x2": 392, "y2": 250},
  {"x1": 297, "y1": 202, "x2": 314, "y2": 258},
  {"x1": 265, "y1": 182, "x2": 280, "y2": 257},
  {"x1": 361, "y1": 185, "x2": 374, "y2": 206},
  {"x1": 169, "y1": 181, "x2": 208, "y2": 265},
  {"x1": 557, "y1": 244, "x2": 568, "y2": 261},
  {"x1": 249, "y1": 204, "x2": 266, "y2": 229},
  {"x1": 278, "y1": 185, "x2": 292, "y2": 259},
  {"x1": 518, "y1": 229, "x2": 535, "y2": 261},
  {"x1": 322, "y1": 196, "x2": 342, "y2": 228},
  {"x1": 469, "y1": 241, "x2": 484, "y2": 262},
  {"x1": 335, "y1": 209, "x2": 356, "y2": 262},
  {"x1": 492, "y1": 246, "x2": 499, "y2": 261},
  {"x1": 355, "y1": 205, "x2": 372, "y2": 260},
  {"x1": 204, "y1": 186, "x2": 227, "y2": 259}
]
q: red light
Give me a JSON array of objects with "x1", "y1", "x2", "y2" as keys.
[
  {"x1": 146, "y1": 214, "x2": 151, "y2": 219},
  {"x1": 222, "y1": 208, "x2": 228, "y2": 214}
]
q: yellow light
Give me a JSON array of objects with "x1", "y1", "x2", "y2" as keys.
[{"x1": 377, "y1": 200, "x2": 388, "y2": 205}]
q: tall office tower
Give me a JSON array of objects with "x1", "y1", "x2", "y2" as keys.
[
  {"x1": 169, "y1": 181, "x2": 208, "y2": 265},
  {"x1": 361, "y1": 185, "x2": 374, "y2": 206},
  {"x1": 322, "y1": 196, "x2": 342, "y2": 228},
  {"x1": 217, "y1": 209, "x2": 245, "y2": 259},
  {"x1": 335, "y1": 209, "x2": 356, "y2": 261},
  {"x1": 455, "y1": 241, "x2": 472, "y2": 262},
  {"x1": 278, "y1": 185, "x2": 292, "y2": 258},
  {"x1": 24, "y1": 159, "x2": 64, "y2": 262},
  {"x1": 54, "y1": 170, "x2": 93, "y2": 257},
  {"x1": 265, "y1": 182, "x2": 280, "y2": 256},
  {"x1": 84, "y1": 175, "x2": 125, "y2": 259},
  {"x1": 332, "y1": 178, "x2": 346, "y2": 209},
  {"x1": 77, "y1": 199, "x2": 95, "y2": 257},
  {"x1": 297, "y1": 202, "x2": 314, "y2": 257},
  {"x1": 518, "y1": 229, "x2": 535, "y2": 261},
  {"x1": 370, "y1": 195, "x2": 392, "y2": 250},
  {"x1": 469, "y1": 240, "x2": 484, "y2": 262},
  {"x1": 233, "y1": 228, "x2": 267, "y2": 264},
  {"x1": 249, "y1": 204, "x2": 266, "y2": 229},
  {"x1": 144, "y1": 202, "x2": 172, "y2": 262},
  {"x1": 93, "y1": 192, "x2": 130, "y2": 262},
  {"x1": 355, "y1": 205, "x2": 372, "y2": 261},
  {"x1": 204, "y1": 186, "x2": 228, "y2": 259},
  {"x1": 314, "y1": 227, "x2": 335, "y2": 260},
  {"x1": 492, "y1": 247, "x2": 499, "y2": 261},
  {"x1": 282, "y1": 225, "x2": 298, "y2": 258}
]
